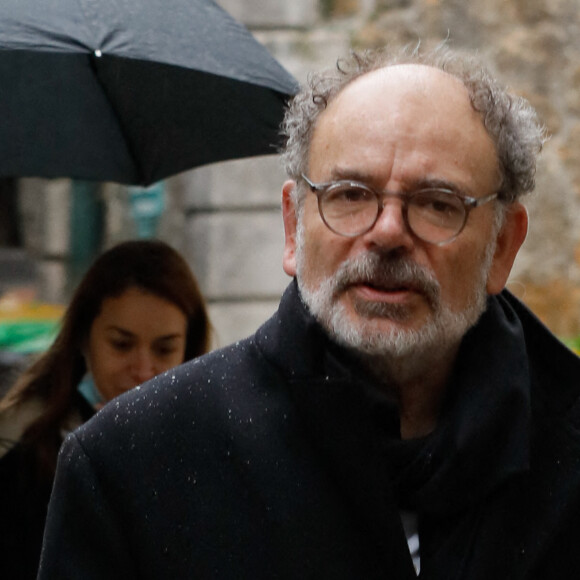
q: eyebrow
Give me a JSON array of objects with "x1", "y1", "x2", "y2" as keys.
[
  {"x1": 106, "y1": 326, "x2": 134, "y2": 337},
  {"x1": 410, "y1": 177, "x2": 468, "y2": 196},
  {"x1": 328, "y1": 167, "x2": 369, "y2": 182},
  {"x1": 153, "y1": 334, "x2": 185, "y2": 342},
  {"x1": 327, "y1": 168, "x2": 469, "y2": 196},
  {"x1": 105, "y1": 326, "x2": 184, "y2": 341}
]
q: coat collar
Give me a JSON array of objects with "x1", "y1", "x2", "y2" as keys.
[
  {"x1": 256, "y1": 280, "x2": 580, "y2": 577},
  {"x1": 257, "y1": 280, "x2": 416, "y2": 575},
  {"x1": 258, "y1": 282, "x2": 534, "y2": 511}
]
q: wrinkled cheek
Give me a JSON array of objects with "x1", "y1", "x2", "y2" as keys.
[
  {"x1": 439, "y1": 267, "x2": 485, "y2": 315},
  {"x1": 297, "y1": 244, "x2": 329, "y2": 291}
]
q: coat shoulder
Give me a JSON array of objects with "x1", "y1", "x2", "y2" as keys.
[{"x1": 72, "y1": 334, "x2": 288, "y2": 456}]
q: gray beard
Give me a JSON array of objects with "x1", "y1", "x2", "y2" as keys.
[{"x1": 295, "y1": 224, "x2": 495, "y2": 382}]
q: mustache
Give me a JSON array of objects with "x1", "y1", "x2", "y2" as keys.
[{"x1": 330, "y1": 252, "x2": 441, "y2": 308}]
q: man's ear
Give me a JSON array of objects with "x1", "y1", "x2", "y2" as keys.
[
  {"x1": 486, "y1": 202, "x2": 528, "y2": 295},
  {"x1": 282, "y1": 180, "x2": 298, "y2": 277}
]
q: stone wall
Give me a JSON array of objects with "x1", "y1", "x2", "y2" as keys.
[
  {"x1": 347, "y1": 0, "x2": 580, "y2": 338},
  {"x1": 169, "y1": 0, "x2": 355, "y2": 347},
  {"x1": 190, "y1": 0, "x2": 580, "y2": 344},
  {"x1": 16, "y1": 0, "x2": 580, "y2": 346}
]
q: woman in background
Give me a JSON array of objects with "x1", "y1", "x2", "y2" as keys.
[{"x1": 0, "y1": 239, "x2": 211, "y2": 579}]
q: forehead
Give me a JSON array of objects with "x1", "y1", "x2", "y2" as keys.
[
  {"x1": 93, "y1": 288, "x2": 186, "y2": 331},
  {"x1": 309, "y1": 64, "x2": 498, "y2": 190},
  {"x1": 326, "y1": 64, "x2": 475, "y2": 124}
]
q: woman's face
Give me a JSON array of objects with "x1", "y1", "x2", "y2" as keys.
[{"x1": 85, "y1": 286, "x2": 188, "y2": 402}]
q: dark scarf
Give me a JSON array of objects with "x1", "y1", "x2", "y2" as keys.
[
  {"x1": 382, "y1": 294, "x2": 531, "y2": 516},
  {"x1": 355, "y1": 295, "x2": 531, "y2": 577},
  {"x1": 271, "y1": 282, "x2": 532, "y2": 577}
]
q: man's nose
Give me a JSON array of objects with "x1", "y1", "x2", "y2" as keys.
[{"x1": 362, "y1": 198, "x2": 414, "y2": 251}]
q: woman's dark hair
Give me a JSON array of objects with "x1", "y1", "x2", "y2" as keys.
[{"x1": 0, "y1": 239, "x2": 211, "y2": 480}]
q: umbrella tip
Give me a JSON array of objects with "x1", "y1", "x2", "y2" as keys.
[{"x1": 94, "y1": 49, "x2": 103, "y2": 58}]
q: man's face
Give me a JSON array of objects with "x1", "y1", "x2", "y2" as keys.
[{"x1": 282, "y1": 65, "x2": 527, "y2": 358}]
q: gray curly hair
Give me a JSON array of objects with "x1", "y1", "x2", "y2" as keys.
[{"x1": 280, "y1": 44, "x2": 547, "y2": 205}]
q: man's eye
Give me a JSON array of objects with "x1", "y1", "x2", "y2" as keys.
[
  {"x1": 414, "y1": 192, "x2": 463, "y2": 217},
  {"x1": 328, "y1": 185, "x2": 373, "y2": 203},
  {"x1": 429, "y1": 200, "x2": 458, "y2": 214}
]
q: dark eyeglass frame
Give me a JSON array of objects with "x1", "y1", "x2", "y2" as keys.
[{"x1": 301, "y1": 173, "x2": 499, "y2": 245}]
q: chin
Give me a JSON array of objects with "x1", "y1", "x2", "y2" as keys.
[{"x1": 328, "y1": 295, "x2": 484, "y2": 360}]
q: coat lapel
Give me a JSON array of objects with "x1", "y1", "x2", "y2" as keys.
[
  {"x1": 287, "y1": 374, "x2": 417, "y2": 579},
  {"x1": 257, "y1": 282, "x2": 580, "y2": 578}
]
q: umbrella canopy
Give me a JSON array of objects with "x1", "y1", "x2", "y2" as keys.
[{"x1": 0, "y1": 0, "x2": 298, "y2": 186}]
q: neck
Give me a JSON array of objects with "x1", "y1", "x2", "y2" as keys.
[{"x1": 358, "y1": 342, "x2": 460, "y2": 439}]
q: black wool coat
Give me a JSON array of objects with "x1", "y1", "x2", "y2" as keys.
[
  {"x1": 0, "y1": 393, "x2": 94, "y2": 580},
  {"x1": 38, "y1": 281, "x2": 580, "y2": 579}
]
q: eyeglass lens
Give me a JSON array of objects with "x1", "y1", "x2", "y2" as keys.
[{"x1": 319, "y1": 183, "x2": 467, "y2": 243}]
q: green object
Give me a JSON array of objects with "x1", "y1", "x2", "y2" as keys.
[
  {"x1": 0, "y1": 320, "x2": 60, "y2": 353},
  {"x1": 563, "y1": 336, "x2": 580, "y2": 354},
  {"x1": 69, "y1": 180, "x2": 105, "y2": 292},
  {"x1": 128, "y1": 182, "x2": 165, "y2": 238}
]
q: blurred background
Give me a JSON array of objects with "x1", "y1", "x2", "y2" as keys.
[{"x1": 1, "y1": 0, "x2": 579, "y2": 371}]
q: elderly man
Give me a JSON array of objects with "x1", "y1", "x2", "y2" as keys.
[{"x1": 39, "y1": 45, "x2": 580, "y2": 579}]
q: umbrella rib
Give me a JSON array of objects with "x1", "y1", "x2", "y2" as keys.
[{"x1": 89, "y1": 53, "x2": 148, "y2": 184}]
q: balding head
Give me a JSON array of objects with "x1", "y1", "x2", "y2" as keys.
[{"x1": 281, "y1": 45, "x2": 546, "y2": 205}]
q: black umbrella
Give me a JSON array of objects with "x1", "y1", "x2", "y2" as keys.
[{"x1": 0, "y1": 0, "x2": 298, "y2": 186}]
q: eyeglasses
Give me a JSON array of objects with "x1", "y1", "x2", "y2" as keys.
[{"x1": 301, "y1": 174, "x2": 499, "y2": 245}]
